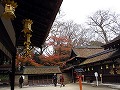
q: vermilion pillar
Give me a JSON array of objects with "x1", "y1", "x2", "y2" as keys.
[{"x1": 78, "y1": 76, "x2": 82, "y2": 90}]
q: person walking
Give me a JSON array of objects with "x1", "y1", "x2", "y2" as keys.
[
  {"x1": 53, "y1": 74, "x2": 57, "y2": 87},
  {"x1": 19, "y1": 76, "x2": 24, "y2": 88},
  {"x1": 60, "y1": 74, "x2": 65, "y2": 87}
]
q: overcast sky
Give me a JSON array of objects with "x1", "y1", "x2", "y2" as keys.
[{"x1": 60, "y1": 0, "x2": 120, "y2": 24}]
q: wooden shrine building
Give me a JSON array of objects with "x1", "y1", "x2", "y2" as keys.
[
  {"x1": 63, "y1": 37, "x2": 120, "y2": 83},
  {"x1": 15, "y1": 66, "x2": 61, "y2": 85},
  {"x1": 63, "y1": 46, "x2": 104, "y2": 83},
  {"x1": 79, "y1": 36, "x2": 120, "y2": 83}
]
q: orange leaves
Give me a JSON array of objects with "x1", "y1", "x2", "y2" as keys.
[
  {"x1": 15, "y1": 35, "x2": 72, "y2": 68},
  {"x1": 39, "y1": 35, "x2": 72, "y2": 67},
  {"x1": 16, "y1": 55, "x2": 41, "y2": 67},
  {"x1": 29, "y1": 59, "x2": 42, "y2": 66},
  {"x1": 38, "y1": 53, "x2": 69, "y2": 67}
]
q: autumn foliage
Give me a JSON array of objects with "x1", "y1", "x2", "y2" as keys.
[
  {"x1": 16, "y1": 54, "x2": 42, "y2": 67},
  {"x1": 38, "y1": 36, "x2": 72, "y2": 68},
  {"x1": 16, "y1": 36, "x2": 72, "y2": 68}
]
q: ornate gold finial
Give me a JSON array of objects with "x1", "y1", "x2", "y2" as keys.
[
  {"x1": 22, "y1": 19, "x2": 33, "y2": 34},
  {"x1": 2, "y1": 0, "x2": 18, "y2": 20}
]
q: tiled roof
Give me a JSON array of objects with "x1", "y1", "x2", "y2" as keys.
[
  {"x1": 66, "y1": 57, "x2": 76, "y2": 63},
  {"x1": 107, "y1": 35, "x2": 120, "y2": 44},
  {"x1": 102, "y1": 35, "x2": 120, "y2": 48},
  {"x1": 63, "y1": 65, "x2": 75, "y2": 71},
  {"x1": 79, "y1": 49, "x2": 117, "y2": 65},
  {"x1": 23, "y1": 66, "x2": 61, "y2": 74},
  {"x1": 73, "y1": 47, "x2": 104, "y2": 58}
]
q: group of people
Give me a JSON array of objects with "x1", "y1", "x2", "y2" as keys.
[
  {"x1": 18, "y1": 74, "x2": 64, "y2": 88},
  {"x1": 53, "y1": 74, "x2": 65, "y2": 87}
]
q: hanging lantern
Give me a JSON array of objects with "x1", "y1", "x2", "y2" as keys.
[
  {"x1": 26, "y1": 34, "x2": 32, "y2": 43},
  {"x1": 22, "y1": 19, "x2": 33, "y2": 35},
  {"x1": 106, "y1": 65, "x2": 109, "y2": 69},
  {"x1": 24, "y1": 42, "x2": 31, "y2": 51},
  {"x1": 113, "y1": 64, "x2": 115, "y2": 68},
  {"x1": 24, "y1": 42, "x2": 30, "y2": 47},
  {"x1": 88, "y1": 67, "x2": 90, "y2": 71},
  {"x1": 2, "y1": 0, "x2": 18, "y2": 20},
  {"x1": 23, "y1": 48, "x2": 31, "y2": 58},
  {"x1": 22, "y1": 19, "x2": 33, "y2": 58},
  {"x1": 91, "y1": 67, "x2": 93, "y2": 70}
]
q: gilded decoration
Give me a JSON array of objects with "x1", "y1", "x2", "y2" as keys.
[{"x1": 2, "y1": 0, "x2": 18, "y2": 19}]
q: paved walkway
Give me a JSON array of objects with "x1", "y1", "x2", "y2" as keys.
[
  {"x1": 0, "y1": 83, "x2": 120, "y2": 90},
  {"x1": 82, "y1": 82, "x2": 120, "y2": 89}
]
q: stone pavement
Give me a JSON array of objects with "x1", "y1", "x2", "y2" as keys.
[
  {"x1": 82, "y1": 82, "x2": 120, "y2": 89},
  {"x1": 1, "y1": 84, "x2": 79, "y2": 90},
  {"x1": 0, "y1": 83, "x2": 120, "y2": 90}
]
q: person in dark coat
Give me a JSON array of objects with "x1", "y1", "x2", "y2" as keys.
[
  {"x1": 9, "y1": 71, "x2": 12, "y2": 87},
  {"x1": 19, "y1": 76, "x2": 24, "y2": 88},
  {"x1": 60, "y1": 74, "x2": 65, "y2": 87},
  {"x1": 53, "y1": 74, "x2": 57, "y2": 87}
]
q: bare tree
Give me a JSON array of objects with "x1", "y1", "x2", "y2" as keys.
[
  {"x1": 87, "y1": 10, "x2": 120, "y2": 43},
  {"x1": 56, "y1": 21, "x2": 92, "y2": 47},
  {"x1": 43, "y1": 20, "x2": 90, "y2": 55}
]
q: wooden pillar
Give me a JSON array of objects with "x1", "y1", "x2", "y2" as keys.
[
  {"x1": 11, "y1": 51, "x2": 16, "y2": 90},
  {"x1": 47, "y1": 75, "x2": 48, "y2": 84},
  {"x1": 38, "y1": 75, "x2": 39, "y2": 84},
  {"x1": 33, "y1": 76, "x2": 34, "y2": 85},
  {"x1": 72, "y1": 67, "x2": 74, "y2": 83},
  {"x1": 100, "y1": 74, "x2": 102, "y2": 84}
]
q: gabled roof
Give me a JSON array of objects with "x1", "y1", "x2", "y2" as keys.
[
  {"x1": 65, "y1": 57, "x2": 76, "y2": 63},
  {"x1": 23, "y1": 66, "x2": 61, "y2": 74},
  {"x1": 79, "y1": 49, "x2": 117, "y2": 65},
  {"x1": 102, "y1": 35, "x2": 120, "y2": 49},
  {"x1": 73, "y1": 46, "x2": 104, "y2": 58},
  {"x1": 63, "y1": 65, "x2": 75, "y2": 71},
  {"x1": 110, "y1": 35, "x2": 120, "y2": 42}
]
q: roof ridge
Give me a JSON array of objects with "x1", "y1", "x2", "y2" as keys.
[
  {"x1": 74, "y1": 46, "x2": 103, "y2": 49},
  {"x1": 25, "y1": 66, "x2": 59, "y2": 68},
  {"x1": 87, "y1": 49, "x2": 116, "y2": 59}
]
